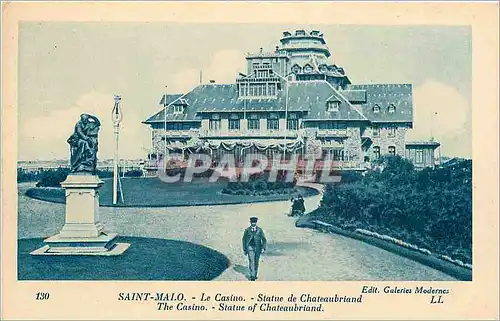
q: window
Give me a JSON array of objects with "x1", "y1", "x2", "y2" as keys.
[
  {"x1": 247, "y1": 114, "x2": 260, "y2": 130},
  {"x1": 291, "y1": 65, "x2": 301, "y2": 74},
  {"x1": 287, "y1": 113, "x2": 299, "y2": 130},
  {"x1": 256, "y1": 70, "x2": 268, "y2": 78},
  {"x1": 304, "y1": 64, "x2": 313, "y2": 73},
  {"x1": 327, "y1": 101, "x2": 340, "y2": 112},
  {"x1": 268, "y1": 84, "x2": 276, "y2": 96},
  {"x1": 267, "y1": 113, "x2": 279, "y2": 130},
  {"x1": 373, "y1": 104, "x2": 380, "y2": 113},
  {"x1": 388, "y1": 126, "x2": 396, "y2": 137},
  {"x1": 209, "y1": 114, "x2": 221, "y2": 131},
  {"x1": 388, "y1": 104, "x2": 396, "y2": 113},
  {"x1": 319, "y1": 122, "x2": 330, "y2": 130},
  {"x1": 373, "y1": 126, "x2": 380, "y2": 137},
  {"x1": 324, "y1": 149, "x2": 345, "y2": 161},
  {"x1": 388, "y1": 146, "x2": 396, "y2": 156},
  {"x1": 229, "y1": 114, "x2": 240, "y2": 131},
  {"x1": 416, "y1": 150, "x2": 423, "y2": 163},
  {"x1": 256, "y1": 84, "x2": 262, "y2": 96},
  {"x1": 319, "y1": 121, "x2": 346, "y2": 130},
  {"x1": 373, "y1": 146, "x2": 380, "y2": 159},
  {"x1": 172, "y1": 105, "x2": 183, "y2": 113},
  {"x1": 240, "y1": 84, "x2": 248, "y2": 97}
]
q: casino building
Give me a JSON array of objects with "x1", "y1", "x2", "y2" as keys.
[{"x1": 143, "y1": 29, "x2": 440, "y2": 172}]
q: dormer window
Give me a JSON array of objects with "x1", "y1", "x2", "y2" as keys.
[
  {"x1": 291, "y1": 65, "x2": 301, "y2": 74},
  {"x1": 256, "y1": 69, "x2": 269, "y2": 78},
  {"x1": 388, "y1": 104, "x2": 396, "y2": 113},
  {"x1": 172, "y1": 105, "x2": 183, "y2": 114},
  {"x1": 327, "y1": 101, "x2": 340, "y2": 112},
  {"x1": 304, "y1": 64, "x2": 313, "y2": 73},
  {"x1": 373, "y1": 104, "x2": 381, "y2": 113},
  {"x1": 319, "y1": 64, "x2": 328, "y2": 72}
]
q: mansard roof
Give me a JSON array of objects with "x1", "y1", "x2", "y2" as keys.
[
  {"x1": 143, "y1": 80, "x2": 370, "y2": 124},
  {"x1": 159, "y1": 94, "x2": 183, "y2": 106},
  {"x1": 144, "y1": 83, "x2": 412, "y2": 124},
  {"x1": 349, "y1": 84, "x2": 413, "y2": 123}
]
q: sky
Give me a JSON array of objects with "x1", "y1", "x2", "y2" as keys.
[{"x1": 18, "y1": 23, "x2": 472, "y2": 160}]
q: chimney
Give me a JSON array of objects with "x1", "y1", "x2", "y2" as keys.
[{"x1": 209, "y1": 80, "x2": 215, "y2": 84}]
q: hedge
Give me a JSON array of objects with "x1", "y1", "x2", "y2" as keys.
[{"x1": 311, "y1": 155, "x2": 472, "y2": 264}]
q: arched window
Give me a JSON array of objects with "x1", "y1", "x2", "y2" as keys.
[
  {"x1": 229, "y1": 113, "x2": 240, "y2": 131},
  {"x1": 373, "y1": 104, "x2": 381, "y2": 113},
  {"x1": 247, "y1": 113, "x2": 260, "y2": 130},
  {"x1": 287, "y1": 113, "x2": 299, "y2": 130},
  {"x1": 267, "y1": 113, "x2": 279, "y2": 130},
  {"x1": 388, "y1": 146, "x2": 396, "y2": 156},
  {"x1": 388, "y1": 104, "x2": 396, "y2": 113},
  {"x1": 373, "y1": 146, "x2": 380, "y2": 159},
  {"x1": 209, "y1": 113, "x2": 221, "y2": 131}
]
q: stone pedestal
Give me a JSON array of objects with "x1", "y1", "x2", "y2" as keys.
[{"x1": 31, "y1": 174, "x2": 130, "y2": 256}]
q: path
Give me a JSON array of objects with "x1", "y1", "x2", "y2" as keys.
[{"x1": 18, "y1": 183, "x2": 456, "y2": 281}]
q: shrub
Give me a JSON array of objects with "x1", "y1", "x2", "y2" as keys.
[
  {"x1": 96, "y1": 169, "x2": 114, "y2": 178},
  {"x1": 255, "y1": 180, "x2": 267, "y2": 191},
  {"x1": 36, "y1": 168, "x2": 70, "y2": 187},
  {"x1": 125, "y1": 169, "x2": 143, "y2": 177},
  {"x1": 17, "y1": 168, "x2": 38, "y2": 182},
  {"x1": 312, "y1": 157, "x2": 472, "y2": 263}
]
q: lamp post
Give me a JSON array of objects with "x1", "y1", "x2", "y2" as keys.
[{"x1": 112, "y1": 95, "x2": 123, "y2": 205}]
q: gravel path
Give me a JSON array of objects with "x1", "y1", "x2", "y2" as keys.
[{"x1": 18, "y1": 183, "x2": 456, "y2": 281}]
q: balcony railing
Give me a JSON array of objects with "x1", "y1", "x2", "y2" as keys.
[
  {"x1": 199, "y1": 129, "x2": 298, "y2": 138},
  {"x1": 316, "y1": 129, "x2": 348, "y2": 137},
  {"x1": 246, "y1": 51, "x2": 289, "y2": 58},
  {"x1": 163, "y1": 130, "x2": 193, "y2": 138}
]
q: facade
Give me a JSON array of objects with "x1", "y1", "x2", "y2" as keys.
[
  {"x1": 405, "y1": 141, "x2": 441, "y2": 169},
  {"x1": 143, "y1": 29, "x2": 439, "y2": 171}
]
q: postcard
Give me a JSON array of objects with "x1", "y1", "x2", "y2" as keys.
[{"x1": 1, "y1": 2, "x2": 498, "y2": 320}]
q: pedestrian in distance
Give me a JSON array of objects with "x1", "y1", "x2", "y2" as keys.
[
  {"x1": 298, "y1": 195, "x2": 306, "y2": 215},
  {"x1": 289, "y1": 197, "x2": 297, "y2": 216},
  {"x1": 242, "y1": 217, "x2": 267, "y2": 281}
]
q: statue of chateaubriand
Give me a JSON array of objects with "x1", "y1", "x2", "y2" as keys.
[{"x1": 67, "y1": 113, "x2": 101, "y2": 174}]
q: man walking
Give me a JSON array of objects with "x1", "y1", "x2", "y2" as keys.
[{"x1": 242, "y1": 217, "x2": 267, "y2": 281}]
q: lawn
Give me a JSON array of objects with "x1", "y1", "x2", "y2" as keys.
[
  {"x1": 25, "y1": 176, "x2": 318, "y2": 207},
  {"x1": 18, "y1": 237, "x2": 230, "y2": 280}
]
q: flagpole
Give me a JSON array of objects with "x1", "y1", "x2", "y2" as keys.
[
  {"x1": 164, "y1": 86, "x2": 168, "y2": 170},
  {"x1": 112, "y1": 95, "x2": 123, "y2": 205}
]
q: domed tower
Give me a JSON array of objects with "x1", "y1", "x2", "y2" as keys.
[{"x1": 279, "y1": 29, "x2": 351, "y2": 89}]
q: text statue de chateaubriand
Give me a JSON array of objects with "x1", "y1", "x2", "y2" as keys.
[{"x1": 67, "y1": 113, "x2": 101, "y2": 173}]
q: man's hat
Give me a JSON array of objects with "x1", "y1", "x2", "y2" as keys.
[{"x1": 249, "y1": 217, "x2": 258, "y2": 223}]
